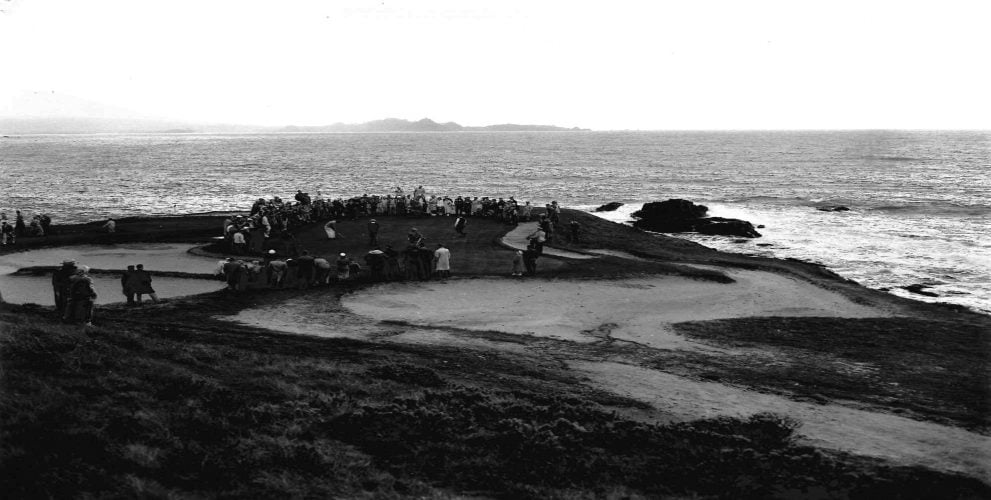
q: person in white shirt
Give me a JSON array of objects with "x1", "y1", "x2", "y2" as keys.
[{"x1": 433, "y1": 244, "x2": 451, "y2": 279}]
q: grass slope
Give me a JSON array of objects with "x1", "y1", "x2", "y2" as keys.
[{"x1": 3, "y1": 305, "x2": 989, "y2": 499}]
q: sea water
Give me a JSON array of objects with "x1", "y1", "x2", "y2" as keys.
[{"x1": 1, "y1": 131, "x2": 988, "y2": 312}]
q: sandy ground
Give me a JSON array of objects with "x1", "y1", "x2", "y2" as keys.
[
  {"x1": 571, "y1": 361, "x2": 991, "y2": 481},
  {"x1": 0, "y1": 243, "x2": 220, "y2": 275},
  {"x1": 0, "y1": 243, "x2": 226, "y2": 305},
  {"x1": 340, "y1": 274, "x2": 889, "y2": 351}
]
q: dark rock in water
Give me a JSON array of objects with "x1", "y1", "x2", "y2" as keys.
[
  {"x1": 594, "y1": 202, "x2": 624, "y2": 212},
  {"x1": 756, "y1": 243, "x2": 773, "y2": 247},
  {"x1": 757, "y1": 225, "x2": 765, "y2": 228},
  {"x1": 903, "y1": 284, "x2": 939, "y2": 297},
  {"x1": 631, "y1": 200, "x2": 762, "y2": 238},
  {"x1": 731, "y1": 239, "x2": 749, "y2": 244},
  {"x1": 817, "y1": 206, "x2": 850, "y2": 212},
  {"x1": 633, "y1": 199, "x2": 708, "y2": 221},
  {"x1": 697, "y1": 218, "x2": 763, "y2": 238}
]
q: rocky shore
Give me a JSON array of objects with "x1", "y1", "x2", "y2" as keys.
[
  {"x1": 632, "y1": 199, "x2": 763, "y2": 238},
  {"x1": 1, "y1": 208, "x2": 988, "y2": 498}
]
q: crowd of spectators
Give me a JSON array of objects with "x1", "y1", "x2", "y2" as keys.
[
  {"x1": 214, "y1": 186, "x2": 566, "y2": 290},
  {"x1": 1, "y1": 210, "x2": 52, "y2": 245}
]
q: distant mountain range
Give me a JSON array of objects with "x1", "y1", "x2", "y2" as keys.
[
  {"x1": 278, "y1": 118, "x2": 587, "y2": 133},
  {"x1": 0, "y1": 117, "x2": 587, "y2": 135}
]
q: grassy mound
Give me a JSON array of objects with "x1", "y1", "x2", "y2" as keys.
[{"x1": 672, "y1": 316, "x2": 991, "y2": 432}]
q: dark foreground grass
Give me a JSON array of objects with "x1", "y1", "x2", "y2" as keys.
[
  {"x1": 3, "y1": 306, "x2": 989, "y2": 499},
  {"x1": 672, "y1": 316, "x2": 991, "y2": 432}
]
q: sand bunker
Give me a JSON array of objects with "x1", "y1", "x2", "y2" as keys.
[
  {"x1": 0, "y1": 243, "x2": 226, "y2": 305},
  {"x1": 341, "y1": 272, "x2": 890, "y2": 350},
  {"x1": 571, "y1": 360, "x2": 991, "y2": 481},
  {"x1": 0, "y1": 243, "x2": 220, "y2": 275}
]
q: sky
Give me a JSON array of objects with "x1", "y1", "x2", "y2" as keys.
[{"x1": 1, "y1": 0, "x2": 989, "y2": 130}]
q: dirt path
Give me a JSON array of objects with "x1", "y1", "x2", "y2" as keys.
[{"x1": 501, "y1": 222, "x2": 595, "y2": 259}]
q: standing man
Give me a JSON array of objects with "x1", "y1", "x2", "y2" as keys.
[
  {"x1": 296, "y1": 250, "x2": 316, "y2": 288},
  {"x1": 52, "y1": 259, "x2": 78, "y2": 318},
  {"x1": 454, "y1": 216, "x2": 467, "y2": 237},
  {"x1": 526, "y1": 226, "x2": 546, "y2": 256},
  {"x1": 569, "y1": 219, "x2": 581, "y2": 243},
  {"x1": 122, "y1": 265, "x2": 137, "y2": 305},
  {"x1": 14, "y1": 211, "x2": 26, "y2": 238},
  {"x1": 133, "y1": 264, "x2": 159, "y2": 303},
  {"x1": 66, "y1": 266, "x2": 97, "y2": 326},
  {"x1": 336, "y1": 253, "x2": 351, "y2": 281},
  {"x1": 1, "y1": 220, "x2": 14, "y2": 245},
  {"x1": 433, "y1": 243, "x2": 451, "y2": 279},
  {"x1": 523, "y1": 245, "x2": 539, "y2": 276},
  {"x1": 367, "y1": 218, "x2": 380, "y2": 247},
  {"x1": 364, "y1": 248, "x2": 386, "y2": 281}
]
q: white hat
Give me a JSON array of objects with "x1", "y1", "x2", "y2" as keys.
[{"x1": 340, "y1": 252, "x2": 346, "y2": 257}]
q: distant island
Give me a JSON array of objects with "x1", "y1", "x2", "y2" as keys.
[
  {"x1": 278, "y1": 118, "x2": 588, "y2": 133},
  {"x1": 0, "y1": 116, "x2": 587, "y2": 135}
]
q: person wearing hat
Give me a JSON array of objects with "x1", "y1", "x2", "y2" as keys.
[
  {"x1": 335, "y1": 252, "x2": 350, "y2": 281},
  {"x1": 52, "y1": 259, "x2": 78, "y2": 318},
  {"x1": 65, "y1": 266, "x2": 97, "y2": 326},
  {"x1": 265, "y1": 256, "x2": 287, "y2": 289},
  {"x1": 367, "y1": 218, "x2": 380, "y2": 246}
]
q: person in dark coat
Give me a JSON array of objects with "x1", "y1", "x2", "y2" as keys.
[
  {"x1": 367, "y1": 219, "x2": 380, "y2": 247},
  {"x1": 132, "y1": 264, "x2": 158, "y2": 303},
  {"x1": 383, "y1": 245, "x2": 401, "y2": 280},
  {"x1": 65, "y1": 266, "x2": 97, "y2": 325},
  {"x1": 122, "y1": 265, "x2": 136, "y2": 305},
  {"x1": 223, "y1": 258, "x2": 244, "y2": 290},
  {"x1": 403, "y1": 245, "x2": 421, "y2": 281},
  {"x1": 523, "y1": 245, "x2": 539, "y2": 276},
  {"x1": 364, "y1": 248, "x2": 386, "y2": 281},
  {"x1": 52, "y1": 259, "x2": 78, "y2": 317},
  {"x1": 296, "y1": 250, "x2": 316, "y2": 288},
  {"x1": 14, "y1": 211, "x2": 26, "y2": 237}
]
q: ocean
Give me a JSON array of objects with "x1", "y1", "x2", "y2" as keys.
[{"x1": 2, "y1": 131, "x2": 988, "y2": 313}]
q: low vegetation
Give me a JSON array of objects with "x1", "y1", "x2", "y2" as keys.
[
  {"x1": 3, "y1": 306, "x2": 989, "y2": 498},
  {"x1": 672, "y1": 316, "x2": 991, "y2": 432}
]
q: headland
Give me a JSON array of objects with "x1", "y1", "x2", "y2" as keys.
[{"x1": 1, "y1": 208, "x2": 988, "y2": 498}]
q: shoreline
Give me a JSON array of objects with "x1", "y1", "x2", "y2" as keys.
[{"x1": 1, "y1": 208, "x2": 985, "y2": 316}]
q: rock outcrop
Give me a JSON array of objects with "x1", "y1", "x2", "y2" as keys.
[
  {"x1": 903, "y1": 284, "x2": 939, "y2": 297},
  {"x1": 632, "y1": 199, "x2": 762, "y2": 238},
  {"x1": 594, "y1": 202, "x2": 624, "y2": 212}
]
